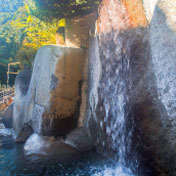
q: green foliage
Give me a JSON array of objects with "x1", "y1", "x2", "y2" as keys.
[
  {"x1": 15, "y1": 46, "x2": 36, "y2": 68},
  {"x1": 34, "y1": 0, "x2": 101, "y2": 19},
  {"x1": 0, "y1": 0, "x2": 66, "y2": 84},
  {"x1": 0, "y1": 0, "x2": 65, "y2": 67},
  {"x1": 0, "y1": 0, "x2": 100, "y2": 85},
  {"x1": 11, "y1": 0, "x2": 66, "y2": 49},
  {"x1": 0, "y1": 0, "x2": 23, "y2": 65}
]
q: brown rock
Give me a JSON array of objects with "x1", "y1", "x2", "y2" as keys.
[
  {"x1": 13, "y1": 46, "x2": 86, "y2": 138},
  {"x1": 2, "y1": 103, "x2": 13, "y2": 128}
]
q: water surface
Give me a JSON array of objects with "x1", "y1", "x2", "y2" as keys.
[{"x1": 0, "y1": 126, "x2": 134, "y2": 176}]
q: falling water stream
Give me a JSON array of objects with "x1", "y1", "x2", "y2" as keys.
[{"x1": 0, "y1": 38, "x2": 137, "y2": 176}]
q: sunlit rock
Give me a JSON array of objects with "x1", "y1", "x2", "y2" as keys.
[
  {"x1": 86, "y1": 0, "x2": 176, "y2": 175},
  {"x1": 15, "y1": 46, "x2": 86, "y2": 138},
  {"x1": 86, "y1": 1, "x2": 150, "y2": 175},
  {"x1": 65, "y1": 13, "x2": 97, "y2": 48}
]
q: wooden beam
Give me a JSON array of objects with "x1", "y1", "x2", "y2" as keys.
[
  {"x1": 7, "y1": 72, "x2": 19, "y2": 74},
  {"x1": 8, "y1": 62, "x2": 21, "y2": 66}
]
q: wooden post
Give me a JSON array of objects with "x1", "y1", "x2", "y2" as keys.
[
  {"x1": 6, "y1": 62, "x2": 21, "y2": 88},
  {"x1": 7, "y1": 63, "x2": 10, "y2": 88}
]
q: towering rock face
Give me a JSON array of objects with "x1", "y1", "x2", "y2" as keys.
[
  {"x1": 86, "y1": 0, "x2": 176, "y2": 175},
  {"x1": 141, "y1": 0, "x2": 176, "y2": 175},
  {"x1": 86, "y1": 0, "x2": 148, "y2": 147},
  {"x1": 13, "y1": 46, "x2": 86, "y2": 140}
]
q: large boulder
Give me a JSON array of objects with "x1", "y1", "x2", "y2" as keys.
[
  {"x1": 85, "y1": 0, "x2": 176, "y2": 175},
  {"x1": 13, "y1": 45, "x2": 86, "y2": 141},
  {"x1": 139, "y1": 0, "x2": 176, "y2": 175},
  {"x1": 24, "y1": 128, "x2": 94, "y2": 159},
  {"x1": 24, "y1": 133, "x2": 79, "y2": 162}
]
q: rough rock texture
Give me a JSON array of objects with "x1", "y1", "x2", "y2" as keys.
[
  {"x1": 141, "y1": 0, "x2": 176, "y2": 175},
  {"x1": 65, "y1": 13, "x2": 97, "y2": 48},
  {"x1": 65, "y1": 127, "x2": 94, "y2": 152},
  {"x1": 24, "y1": 128, "x2": 94, "y2": 158},
  {"x1": 86, "y1": 0, "x2": 176, "y2": 175},
  {"x1": 13, "y1": 70, "x2": 32, "y2": 141},
  {"x1": 13, "y1": 45, "x2": 86, "y2": 138},
  {"x1": 24, "y1": 133, "x2": 79, "y2": 161},
  {"x1": 2, "y1": 103, "x2": 13, "y2": 128},
  {"x1": 24, "y1": 127, "x2": 94, "y2": 161},
  {"x1": 78, "y1": 51, "x2": 89, "y2": 127},
  {"x1": 15, "y1": 123, "x2": 33, "y2": 143}
]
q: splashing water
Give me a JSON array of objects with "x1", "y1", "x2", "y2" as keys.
[{"x1": 92, "y1": 165, "x2": 135, "y2": 176}]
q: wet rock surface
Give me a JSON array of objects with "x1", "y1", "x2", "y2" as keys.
[
  {"x1": 65, "y1": 127, "x2": 95, "y2": 152},
  {"x1": 86, "y1": 0, "x2": 176, "y2": 175},
  {"x1": 28, "y1": 46, "x2": 85, "y2": 136},
  {"x1": 9, "y1": 1, "x2": 176, "y2": 175},
  {"x1": 141, "y1": 1, "x2": 176, "y2": 175},
  {"x1": 24, "y1": 133, "x2": 78, "y2": 161},
  {"x1": 15, "y1": 123, "x2": 33, "y2": 143},
  {"x1": 24, "y1": 130, "x2": 94, "y2": 161},
  {"x1": 2, "y1": 103, "x2": 13, "y2": 128}
]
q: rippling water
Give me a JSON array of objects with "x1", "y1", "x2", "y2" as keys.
[{"x1": 0, "y1": 126, "x2": 134, "y2": 176}]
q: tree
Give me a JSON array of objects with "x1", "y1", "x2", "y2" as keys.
[
  {"x1": 10, "y1": 1, "x2": 66, "y2": 66},
  {"x1": 0, "y1": 0, "x2": 65, "y2": 70},
  {"x1": 34, "y1": 0, "x2": 101, "y2": 19},
  {"x1": 0, "y1": 0, "x2": 101, "y2": 85}
]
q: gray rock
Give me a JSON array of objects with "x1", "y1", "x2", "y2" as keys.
[
  {"x1": 85, "y1": 0, "x2": 176, "y2": 175},
  {"x1": 2, "y1": 103, "x2": 13, "y2": 128},
  {"x1": 24, "y1": 133, "x2": 79, "y2": 162},
  {"x1": 14, "y1": 70, "x2": 32, "y2": 96},
  {"x1": 142, "y1": 0, "x2": 176, "y2": 175},
  {"x1": 65, "y1": 127, "x2": 94, "y2": 152},
  {"x1": 13, "y1": 45, "x2": 86, "y2": 140},
  {"x1": 24, "y1": 128, "x2": 94, "y2": 161},
  {"x1": 15, "y1": 122, "x2": 33, "y2": 143}
]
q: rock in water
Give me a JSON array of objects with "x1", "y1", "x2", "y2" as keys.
[
  {"x1": 24, "y1": 133, "x2": 78, "y2": 162},
  {"x1": 13, "y1": 46, "x2": 86, "y2": 141},
  {"x1": 2, "y1": 103, "x2": 13, "y2": 128},
  {"x1": 65, "y1": 127, "x2": 94, "y2": 152}
]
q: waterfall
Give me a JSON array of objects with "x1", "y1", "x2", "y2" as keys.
[{"x1": 86, "y1": 30, "x2": 139, "y2": 175}]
